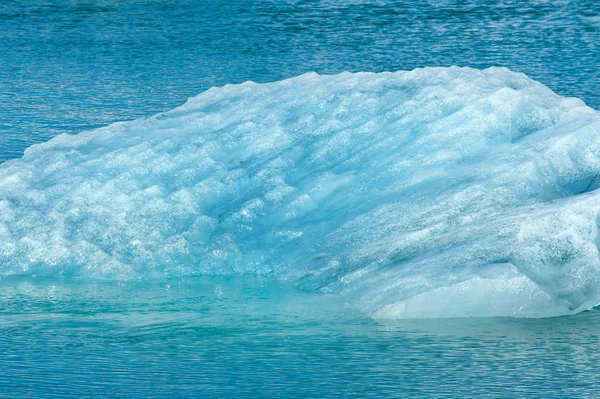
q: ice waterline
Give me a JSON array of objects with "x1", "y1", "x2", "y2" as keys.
[{"x1": 1, "y1": 66, "x2": 600, "y2": 319}]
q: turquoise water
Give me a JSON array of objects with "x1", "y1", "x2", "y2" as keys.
[
  {"x1": 2, "y1": 277, "x2": 600, "y2": 398},
  {"x1": 2, "y1": 1, "x2": 600, "y2": 397}
]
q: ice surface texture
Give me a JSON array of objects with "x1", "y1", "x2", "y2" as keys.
[{"x1": 2, "y1": 67, "x2": 600, "y2": 318}]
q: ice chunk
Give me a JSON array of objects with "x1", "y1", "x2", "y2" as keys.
[{"x1": 1, "y1": 66, "x2": 600, "y2": 318}]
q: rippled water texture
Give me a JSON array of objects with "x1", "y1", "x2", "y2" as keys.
[
  {"x1": 2, "y1": 1, "x2": 600, "y2": 398},
  {"x1": 1, "y1": 0, "x2": 599, "y2": 161},
  {"x1": 2, "y1": 277, "x2": 600, "y2": 399}
]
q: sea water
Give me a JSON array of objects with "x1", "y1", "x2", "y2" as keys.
[
  {"x1": 2, "y1": 276, "x2": 600, "y2": 398},
  {"x1": 1, "y1": 1, "x2": 600, "y2": 398}
]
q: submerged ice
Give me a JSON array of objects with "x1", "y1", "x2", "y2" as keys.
[{"x1": 2, "y1": 67, "x2": 600, "y2": 318}]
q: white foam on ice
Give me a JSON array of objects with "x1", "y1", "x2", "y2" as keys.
[{"x1": 2, "y1": 67, "x2": 600, "y2": 318}]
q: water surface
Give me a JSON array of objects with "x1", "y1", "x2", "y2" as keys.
[
  {"x1": 1, "y1": 1, "x2": 600, "y2": 397},
  {"x1": 2, "y1": 277, "x2": 600, "y2": 398}
]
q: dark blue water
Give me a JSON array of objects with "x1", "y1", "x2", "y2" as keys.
[{"x1": 2, "y1": 1, "x2": 600, "y2": 397}]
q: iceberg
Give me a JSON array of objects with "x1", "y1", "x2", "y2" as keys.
[{"x1": 2, "y1": 66, "x2": 600, "y2": 318}]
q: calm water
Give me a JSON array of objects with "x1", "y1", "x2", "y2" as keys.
[
  {"x1": 2, "y1": 1, "x2": 600, "y2": 397},
  {"x1": 2, "y1": 277, "x2": 600, "y2": 398}
]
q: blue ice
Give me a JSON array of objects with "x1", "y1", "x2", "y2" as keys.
[{"x1": 1, "y1": 67, "x2": 600, "y2": 318}]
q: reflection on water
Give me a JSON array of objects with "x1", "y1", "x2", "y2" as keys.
[
  {"x1": 1, "y1": 0, "x2": 599, "y2": 161},
  {"x1": 1, "y1": 276, "x2": 599, "y2": 398}
]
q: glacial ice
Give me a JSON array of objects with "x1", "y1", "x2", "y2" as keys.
[{"x1": 2, "y1": 66, "x2": 600, "y2": 318}]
